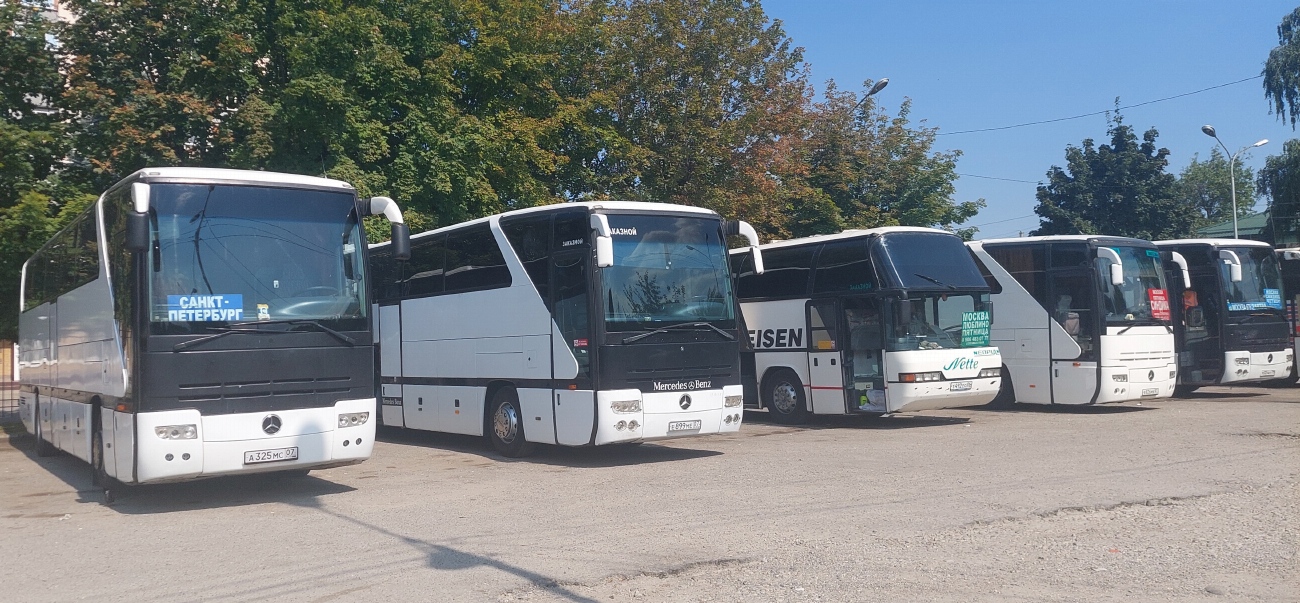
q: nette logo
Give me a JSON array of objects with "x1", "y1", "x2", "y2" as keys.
[
  {"x1": 943, "y1": 357, "x2": 979, "y2": 372},
  {"x1": 654, "y1": 379, "x2": 712, "y2": 392},
  {"x1": 749, "y1": 328, "x2": 804, "y2": 349},
  {"x1": 262, "y1": 414, "x2": 282, "y2": 435},
  {"x1": 610, "y1": 227, "x2": 637, "y2": 236}
]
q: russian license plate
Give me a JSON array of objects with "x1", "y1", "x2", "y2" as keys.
[
  {"x1": 1262, "y1": 370, "x2": 1276, "y2": 377},
  {"x1": 1141, "y1": 388, "x2": 1159, "y2": 397},
  {"x1": 949, "y1": 381, "x2": 973, "y2": 391},
  {"x1": 244, "y1": 447, "x2": 299, "y2": 465},
  {"x1": 668, "y1": 420, "x2": 702, "y2": 432}
]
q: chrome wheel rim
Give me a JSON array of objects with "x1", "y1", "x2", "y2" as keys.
[
  {"x1": 772, "y1": 382, "x2": 799, "y2": 414},
  {"x1": 493, "y1": 402, "x2": 520, "y2": 444}
]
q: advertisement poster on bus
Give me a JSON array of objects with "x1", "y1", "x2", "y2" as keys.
[
  {"x1": 1148, "y1": 289, "x2": 1171, "y2": 321},
  {"x1": 961, "y1": 311, "x2": 991, "y2": 347}
]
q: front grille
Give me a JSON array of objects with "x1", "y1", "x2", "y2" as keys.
[{"x1": 177, "y1": 376, "x2": 353, "y2": 402}]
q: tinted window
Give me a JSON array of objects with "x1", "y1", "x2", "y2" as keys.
[
  {"x1": 737, "y1": 245, "x2": 814, "y2": 299},
  {"x1": 968, "y1": 250, "x2": 1002, "y2": 294},
  {"x1": 445, "y1": 224, "x2": 510, "y2": 292},
  {"x1": 553, "y1": 211, "x2": 589, "y2": 249},
  {"x1": 502, "y1": 214, "x2": 551, "y2": 301},
  {"x1": 405, "y1": 235, "x2": 446, "y2": 297},
  {"x1": 370, "y1": 248, "x2": 403, "y2": 302},
  {"x1": 813, "y1": 239, "x2": 875, "y2": 294},
  {"x1": 985, "y1": 243, "x2": 1048, "y2": 307},
  {"x1": 1050, "y1": 243, "x2": 1089, "y2": 269},
  {"x1": 871, "y1": 232, "x2": 989, "y2": 291}
]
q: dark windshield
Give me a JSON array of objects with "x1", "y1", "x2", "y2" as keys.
[
  {"x1": 886, "y1": 293, "x2": 992, "y2": 351},
  {"x1": 870, "y1": 232, "x2": 990, "y2": 291},
  {"x1": 148, "y1": 183, "x2": 366, "y2": 334},
  {"x1": 1222, "y1": 246, "x2": 1283, "y2": 315},
  {"x1": 602, "y1": 214, "x2": 735, "y2": 331},
  {"x1": 1096, "y1": 245, "x2": 1171, "y2": 325}
]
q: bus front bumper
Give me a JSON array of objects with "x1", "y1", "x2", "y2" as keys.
[
  {"x1": 593, "y1": 386, "x2": 744, "y2": 445},
  {"x1": 883, "y1": 378, "x2": 1001, "y2": 413},
  {"x1": 1219, "y1": 350, "x2": 1293, "y2": 384}
]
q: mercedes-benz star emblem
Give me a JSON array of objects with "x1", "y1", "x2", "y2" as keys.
[
  {"x1": 262, "y1": 414, "x2": 282, "y2": 435},
  {"x1": 679, "y1": 394, "x2": 692, "y2": 410},
  {"x1": 1148, "y1": 370, "x2": 1155, "y2": 381},
  {"x1": 1268, "y1": 353, "x2": 1274, "y2": 363}
]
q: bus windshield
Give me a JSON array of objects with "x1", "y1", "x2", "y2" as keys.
[
  {"x1": 1222, "y1": 246, "x2": 1284, "y2": 316},
  {"x1": 1096, "y1": 245, "x2": 1170, "y2": 325},
  {"x1": 886, "y1": 293, "x2": 991, "y2": 351},
  {"x1": 602, "y1": 214, "x2": 735, "y2": 331},
  {"x1": 148, "y1": 183, "x2": 367, "y2": 334},
  {"x1": 871, "y1": 232, "x2": 990, "y2": 291}
]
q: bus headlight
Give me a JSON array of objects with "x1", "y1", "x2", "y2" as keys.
[
  {"x1": 155, "y1": 424, "x2": 197, "y2": 440},
  {"x1": 900, "y1": 372, "x2": 942, "y2": 383},
  {"x1": 1112, "y1": 374, "x2": 1128, "y2": 382},
  {"x1": 724, "y1": 395, "x2": 743, "y2": 407},
  {"x1": 610, "y1": 399, "x2": 642, "y2": 413},
  {"x1": 338, "y1": 412, "x2": 370, "y2": 428},
  {"x1": 977, "y1": 368, "x2": 1000, "y2": 378},
  {"x1": 1235, "y1": 357, "x2": 1250, "y2": 365}
]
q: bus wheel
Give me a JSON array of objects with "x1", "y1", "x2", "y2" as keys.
[
  {"x1": 988, "y1": 367, "x2": 1016, "y2": 410},
  {"x1": 488, "y1": 388, "x2": 536, "y2": 458},
  {"x1": 91, "y1": 428, "x2": 106, "y2": 487},
  {"x1": 1173, "y1": 384, "x2": 1199, "y2": 397},
  {"x1": 33, "y1": 399, "x2": 55, "y2": 457},
  {"x1": 763, "y1": 370, "x2": 809, "y2": 425}
]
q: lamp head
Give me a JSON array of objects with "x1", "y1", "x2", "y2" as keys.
[
  {"x1": 1253, "y1": 139, "x2": 1269, "y2": 148},
  {"x1": 866, "y1": 78, "x2": 889, "y2": 97},
  {"x1": 1201, "y1": 125, "x2": 1217, "y2": 138}
]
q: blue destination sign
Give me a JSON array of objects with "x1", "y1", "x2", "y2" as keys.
[{"x1": 167, "y1": 294, "x2": 244, "y2": 321}]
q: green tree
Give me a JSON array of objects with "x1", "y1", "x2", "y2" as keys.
[
  {"x1": 1033, "y1": 113, "x2": 1196, "y2": 239},
  {"x1": 801, "y1": 81, "x2": 983, "y2": 239},
  {"x1": 1257, "y1": 139, "x2": 1300, "y2": 241},
  {"x1": 0, "y1": 0, "x2": 71, "y2": 207},
  {"x1": 1264, "y1": 7, "x2": 1300, "y2": 129},
  {"x1": 1175, "y1": 147, "x2": 1257, "y2": 230}
]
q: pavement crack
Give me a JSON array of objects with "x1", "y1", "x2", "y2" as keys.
[{"x1": 969, "y1": 492, "x2": 1221, "y2": 527}]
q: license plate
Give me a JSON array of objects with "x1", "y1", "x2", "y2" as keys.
[
  {"x1": 1262, "y1": 370, "x2": 1276, "y2": 377},
  {"x1": 949, "y1": 381, "x2": 972, "y2": 391},
  {"x1": 244, "y1": 446, "x2": 299, "y2": 465},
  {"x1": 668, "y1": 420, "x2": 702, "y2": 432},
  {"x1": 1141, "y1": 388, "x2": 1159, "y2": 397}
]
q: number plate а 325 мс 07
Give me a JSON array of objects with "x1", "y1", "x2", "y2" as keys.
[{"x1": 244, "y1": 447, "x2": 299, "y2": 465}]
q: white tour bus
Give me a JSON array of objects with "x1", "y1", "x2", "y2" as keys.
[
  {"x1": 1155, "y1": 239, "x2": 1292, "y2": 391},
  {"x1": 967, "y1": 235, "x2": 1182, "y2": 406},
  {"x1": 730, "y1": 227, "x2": 1003, "y2": 424},
  {"x1": 17, "y1": 168, "x2": 410, "y2": 500},
  {"x1": 368, "y1": 202, "x2": 764, "y2": 457}
]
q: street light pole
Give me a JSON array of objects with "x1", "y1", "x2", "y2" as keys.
[{"x1": 1201, "y1": 125, "x2": 1268, "y2": 239}]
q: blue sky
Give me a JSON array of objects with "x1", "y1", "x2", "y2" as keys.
[{"x1": 761, "y1": 0, "x2": 1299, "y2": 239}]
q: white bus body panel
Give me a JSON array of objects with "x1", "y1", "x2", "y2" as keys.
[
  {"x1": 134, "y1": 398, "x2": 376, "y2": 483},
  {"x1": 884, "y1": 348, "x2": 1002, "y2": 412},
  {"x1": 1218, "y1": 349, "x2": 1293, "y2": 384},
  {"x1": 1094, "y1": 329, "x2": 1177, "y2": 403}
]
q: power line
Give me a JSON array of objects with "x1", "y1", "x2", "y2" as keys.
[
  {"x1": 957, "y1": 172, "x2": 1040, "y2": 184},
  {"x1": 966, "y1": 213, "x2": 1039, "y2": 228},
  {"x1": 938, "y1": 75, "x2": 1264, "y2": 136}
]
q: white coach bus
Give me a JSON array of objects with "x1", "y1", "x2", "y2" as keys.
[
  {"x1": 369, "y1": 202, "x2": 764, "y2": 457},
  {"x1": 730, "y1": 227, "x2": 1003, "y2": 424},
  {"x1": 17, "y1": 168, "x2": 411, "y2": 500},
  {"x1": 1155, "y1": 239, "x2": 1292, "y2": 392},
  {"x1": 967, "y1": 235, "x2": 1182, "y2": 406}
]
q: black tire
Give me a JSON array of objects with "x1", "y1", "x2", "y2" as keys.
[
  {"x1": 987, "y1": 366, "x2": 1016, "y2": 410},
  {"x1": 91, "y1": 428, "x2": 107, "y2": 487},
  {"x1": 1173, "y1": 384, "x2": 1200, "y2": 397},
  {"x1": 487, "y1": 387, "x2": 536, "y2": 458},
  {"x1": 33, "y1": 398, "x2": 56, "y2": 457},
  {"x1": 762, "y1": 369, "x2": 809, "y2": 425}
]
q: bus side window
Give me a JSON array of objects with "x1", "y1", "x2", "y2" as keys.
[{"x1": 807, "y1": 301, "x2": 839, "y2": 351}]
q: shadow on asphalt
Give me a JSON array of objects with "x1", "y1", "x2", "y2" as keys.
[
  {"x1": 967, "y1": 403, "x2": 1157, "y2": 414},
  {"x1": 5, "y1": 430, "x2": 356, "y2": 514},
  {"x1": 377, "y1": 426, "x2": 723, "y2": 468},
  {"x1": 741, "y1": 409, "x2": 972, "y2": 429}
]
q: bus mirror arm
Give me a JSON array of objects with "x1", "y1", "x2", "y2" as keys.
[
  {"x1": 1170, "y1": 251, "x2": 1191, "y2": 289},
  {"x1": 365, "y1": 196, "x2": 410, "y2": 260},
  {"x1": 591, "y1": 214, "x2": 614, "y2": 268},
  {"x1": 1096, "y1": 247, "x2": 1124, "y2": 286},
  {"x1": 725, "y1": 220, "x2": 764, "y2": 274},
  {"x1": 1218, "y1": 249, "x2": 1243, "y2": 283}
]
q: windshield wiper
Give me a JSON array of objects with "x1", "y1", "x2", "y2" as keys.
[
  {"x1": 622, "y1": 322, "x2": 736, "y2": 344},
  {"x1": 913, "y1": 273, "x2": 956, "y2": 290},
  {"x1": 172, "y1": 319, "x2": 355, "y2": 351}
]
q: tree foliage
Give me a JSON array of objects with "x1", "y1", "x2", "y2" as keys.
[
  {"x1": 1175, "y1": 147, "x2": 1257, "y2": 230},
  {"x1": 1032, "y1": 114, "x2": 1196, "y2": 240},
  {"x1": 1264, "y1": 7, "x2": 1300, "y2": 129},
  {"x1": 1257, "y1": 138, "x2": 1300, "y2": 241},
  {"x1": 0, "y1": 0, "x2": 69, "y2": 208}
]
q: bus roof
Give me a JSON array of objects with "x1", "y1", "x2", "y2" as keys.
[
  {"x1": 1154, "y1": 238, "x2": 1274, "y2": 249},
  {"x1": 125, "y1": 167, "x2": 355, "y2": 191},
  {"x1": 972, "y1": 234, "x2": 1156, "y2": 247},
  {"x1": 373, "y1": 201, "x2": 721, "y2": 249},
  {"x1": 738, "y1": 226, "x2": 952, "y2": 253}
]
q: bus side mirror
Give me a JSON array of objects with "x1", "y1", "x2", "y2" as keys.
[
  {"x1": 725, "y1": 220, "x2": 764, "y2": 274},
  {"x1": 390, "y1": 223, "x2": 411, "y2": 261},
  {"x1": 591, "y1": 213, "x2": 613, "y2": 268},
  {"x1": 1096, "y1": 247, "x2": 1124, "y2": 286},
  {"x1": 126, "y1": 212, "x2": 149, "y2": 251},
  {"x1": 1218, "y1": 249, "x2": 1243, "y2": 283},
  {"x1": 1110, "y1": 264, "x2": 1123, "y2": 287}
]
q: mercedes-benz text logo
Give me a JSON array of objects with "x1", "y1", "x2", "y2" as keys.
[
  {"x1": 679, "y1": 394, "x2": 692, "y2": 410},
  {"x1": 262, "y1": 414, "x2": 282, "y2": 435}
]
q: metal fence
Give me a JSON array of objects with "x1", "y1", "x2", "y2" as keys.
[{"x1": 0, "y1": 342, "x2": 17, "y2": 425}]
